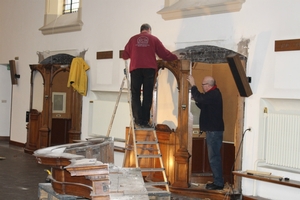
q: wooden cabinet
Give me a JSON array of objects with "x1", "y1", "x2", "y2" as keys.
[{"x1": 24, "y1": 64, "x2": 82, "y2": 154}]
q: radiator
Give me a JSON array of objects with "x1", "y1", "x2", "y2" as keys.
[{"x1": 264, "y1": 113, "x2": 300, "y2": 169}]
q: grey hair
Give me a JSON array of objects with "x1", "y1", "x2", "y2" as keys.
[
  {"x1": 140, "y1": 23, "x2": 151, "y2": 32},
  {"x1": 207, "y1": 78, "x2": 216, "y2": 86}
]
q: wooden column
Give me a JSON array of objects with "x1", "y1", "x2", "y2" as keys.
[
  {"x1": 172, "y1": 60, "x2": 191, "y2": 188},
  {"x1": 68, "y1": 89, "x2": 82, "y2": 143},
  {"x1": 39, "y1": 64, "x2": 52, "y2": 148}
]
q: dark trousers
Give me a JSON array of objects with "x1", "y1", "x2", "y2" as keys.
[
  {"x1": 130, "y1": 68, "x2": 155, "y2": 125},
  {"x1": 206, "y1": 131, "x2": 224, "y2": 186}
]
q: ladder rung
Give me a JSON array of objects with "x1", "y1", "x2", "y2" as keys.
[
  {"x1": 140, "y1": 168, "x2": 165, "y2": 172},
  {"x1": 137, "y1": 154, "x2": 161, "y2": 158},
  {"x1": 136, "y1": 141, "x2": 158, "y2": 145},
  {"x1": 145, "y1": 182, "x2": 168, "y2": 186}
]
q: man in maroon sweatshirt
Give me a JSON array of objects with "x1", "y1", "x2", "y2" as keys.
[{"x1": 123, "y1": 23, "x2": 178, "y2": 129}]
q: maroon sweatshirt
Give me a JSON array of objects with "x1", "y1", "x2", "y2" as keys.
[{"x1": 122, "y1": 32, "x2": 178, "y2": 72}]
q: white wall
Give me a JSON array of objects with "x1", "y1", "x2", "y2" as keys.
[
  {"x1": 1, "y1": 0, "x2": 300, "y2": 199},
  {"x1": 0, "y1": 65, "x2": 12, "y2": 137}
]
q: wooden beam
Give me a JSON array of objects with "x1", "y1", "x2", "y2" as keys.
[
  {"x1": 226, "y1": 54, "x2": 253, "y2": 97},
  {"x1": 275, "y1": 39, "x2": 300, "y2": 52}
]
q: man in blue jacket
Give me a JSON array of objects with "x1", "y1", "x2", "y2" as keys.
[{"x1": 187, "y1": 75, "x2": 225, "y2": 190}]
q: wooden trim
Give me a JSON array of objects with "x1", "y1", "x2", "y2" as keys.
[
  {"x1": 275, "y1": 39, "x2": 300, "y2": 52},
  {"x1": 119, "y1": 50, "x2": 124, "y2": 58},
  {"x1": 243, "y1": 195, "x2": 270, "y2": 200},
  {"x1": 96, "y1": 51, "x2": 113, "y2": 59},
  {"x1": 0, "y1": 136, "x2": 9, "y2": 141},
  {"x1": 9, "y1": 140, "x2": 25, "y2": 148},
  {"x1": 233, "y1": 171, "x2": 300, "y2": 189},
  {"x1": 9, "y1": 60, "x2": 18, "y2": 85}
]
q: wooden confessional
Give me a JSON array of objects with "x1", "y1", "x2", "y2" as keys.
[{"x1": 124, "y1": 50, "x2": 252, "y2": 199}]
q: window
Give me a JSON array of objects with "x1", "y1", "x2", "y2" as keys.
[
  {"x1": 39, "y1": 0, "x2": 83, "y2": 35},
  {"x1": 52, "y1": 92, "x2": 66, "y2": 113},
  {"x1": 63, "y1": 0, "x2": 80, "y2": 14}
]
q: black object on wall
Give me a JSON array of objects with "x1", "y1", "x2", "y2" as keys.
[
  {"x1": 26, "y1": 111, "x2": 29, "y2": 122},
  {"x1": 9, "y1": 60, "x2": 20, "y2": 85}
]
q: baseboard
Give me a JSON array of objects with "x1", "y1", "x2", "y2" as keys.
[
  {"x1": 243, "y1": 195, "x2": 270, "y2": 200},
  {"x1": 0, "y1": 136, "x2": 9, "y2": 141},
  {"x1": 9, "y1": 140, "x2": 25, "y2": 148}
]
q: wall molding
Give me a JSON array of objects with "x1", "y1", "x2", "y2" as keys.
[{"x1": 157, "y1": 0, "x2": 246, "y2": 20}]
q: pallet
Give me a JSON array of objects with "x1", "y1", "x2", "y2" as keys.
[{"x1": 38, "y1": 183, "x2": 88, "y2": 200}]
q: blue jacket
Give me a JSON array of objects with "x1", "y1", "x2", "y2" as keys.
[{"x1": 191, "y1": 86, "x2": 224, "y2": 131}]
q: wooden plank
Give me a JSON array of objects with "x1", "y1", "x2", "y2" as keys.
[
  {"x1": 226, "y1": 54, "x2": 253, "y2": 97},
  {"x1": 275, "y1": 39, "x2": 300, "y2": 52},
  {"x1": 96, "y1": 51, "x2": 113, "y2": 59},
  {"x1": 119, "y1": 50, "x2": 124, "y2": 58}
]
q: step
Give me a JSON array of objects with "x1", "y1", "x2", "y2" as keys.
[
  {"x1": 136, "y1": 141, "x2": 158, "y2": 145},
  {"x1": 137, "y1": 154, "x2": 162, "y2": 158}
]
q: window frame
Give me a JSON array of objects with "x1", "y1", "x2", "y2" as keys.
[
  {"x1": 63, "y1": 0, "x2": 80, "y2": 14},
  {"x1": 39, "y1": 0, "x2": 83, "y2": 35}
]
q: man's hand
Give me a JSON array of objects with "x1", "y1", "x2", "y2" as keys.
[{"x1": 187, "y1": 75, "x2": 195, "y2": 86}]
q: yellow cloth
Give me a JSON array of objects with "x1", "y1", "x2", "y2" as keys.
[{"x1": 67, "y1": 57, "x2": 90, "y2": 96}]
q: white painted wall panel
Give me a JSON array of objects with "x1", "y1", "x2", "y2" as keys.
[{"x1": 0, "y1": 65, "x2": 11, "y2": 137}]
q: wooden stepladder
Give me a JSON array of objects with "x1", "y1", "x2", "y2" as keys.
[
  {"x1": 132, "y1": 127, "x2": 170, "y2": 195},
  {"x1": 107, "y1": 61, "x2": 170, "y2": 196}
]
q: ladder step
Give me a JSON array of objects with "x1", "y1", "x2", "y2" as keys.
[
  {"x1": 145, "y1": 182, "x2": 169, "y2": 186},
  {"x1": 137, "y1": 154, "x2": 161, "y2": 158},
  {"x1": 136, "y1": 141, "x2": 158, "y2": 145},
  {"x1": 140, "y1": 168, "x2": 165, "y2": 172}
]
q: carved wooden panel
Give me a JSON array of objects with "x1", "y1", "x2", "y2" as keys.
[{"x1": 25, "y1": 109, "x2": 42, "y2": 153}]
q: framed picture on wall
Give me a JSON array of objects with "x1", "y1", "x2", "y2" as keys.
[{"x1": 52, "y1": 92, "x2": 66, "y2": 113}]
